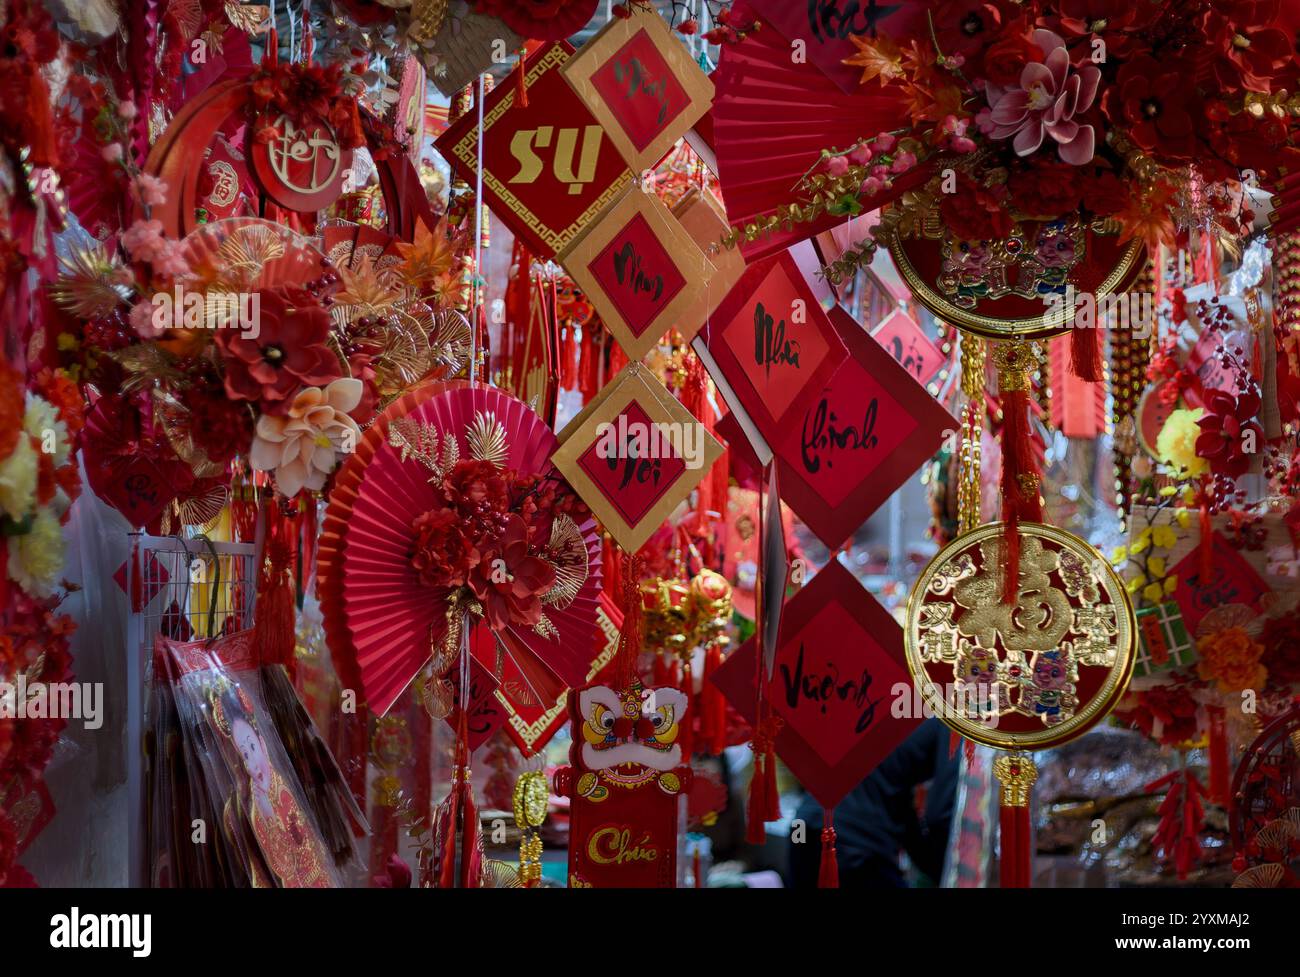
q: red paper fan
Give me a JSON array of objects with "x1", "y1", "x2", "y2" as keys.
[
  {"x1": 711, "y1": 6, "x2": 926, "y2": 260},
  {"x1": 319, "y1": 382, "x2": 602, "y2": 716},
  {"x1": 176, "y1": 217, "x2": 331, "y2": 292}
]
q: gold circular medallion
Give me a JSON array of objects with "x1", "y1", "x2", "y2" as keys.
[
  {"x1": 904, "y1": 521, "x2": 1135, "y2": 751},
  {"x1": 881, "y1": 207, "x2": 1144, "y2": 340}
]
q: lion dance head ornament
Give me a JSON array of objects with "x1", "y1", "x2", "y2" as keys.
[{"x1": 555, "y1": 678, "x2": 693, "y2": 887}]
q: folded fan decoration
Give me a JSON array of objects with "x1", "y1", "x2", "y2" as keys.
[{"x1": 319, "y1": 382, "x2": 601, "y2": 716}]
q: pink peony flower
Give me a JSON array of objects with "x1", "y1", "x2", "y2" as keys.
[
  {"x1": 983, "y1": 30, "x2": 1101, "y2": 165},
  {"x1": 117, "y1": 101, "x2": 138, "y2": 120},
  {"x1": 101, "y1": 143, "x2": 123, "y2": 163}
]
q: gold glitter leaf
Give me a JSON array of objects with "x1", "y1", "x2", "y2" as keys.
[
  {"x1": 51, "y1": 243, "x2": 131, "y2": 318},
  {"x1": 224, "y1": 2, "x2": 270, "y2": 34},
  {"x1": 541, "y1": 514, "x2": 588, "y2": 610},
  {"x1": 466, "y1": 410, "x2": 507, "y2": 467}
]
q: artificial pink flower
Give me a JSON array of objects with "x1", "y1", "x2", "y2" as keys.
[
  {"x1": 825, "y1": 155, "x2": 849, "y2": 177},
  {"x1": 983, "y1": 30, "x2": 1101, "y2": 165},
  {"x1": 120, "y1": 219, "x2": 166, "y2": 263},
  {"x1": 131, "y1": 174, "x2": 168, "y2": 208},
  {"x1": 249, "y1": 378, "x2": 363, "y2": 497}
]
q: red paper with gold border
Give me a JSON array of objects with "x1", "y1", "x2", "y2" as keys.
[
  {"x1": 710, "y1": 558, "x2": 921, "y2": 807},
  {"x1": 492, "y1": 592, "x2": 622, "y2": 756},
  {"x1": 561, "y1": 8, "x2": 714, "y2": 174},
  {"x1": 554, "y1": 678, "x2": 692, "y2": 887},
  {"x1": 435, "y1": 42, "x2": 633, "y2": 260},
  {"x1": 774, "y1": 305, "x2": 957, "y2": 549},
  {"x1": 558, "y1": 186, "x2": 714, "y2": 361},
  {"x1": 700, "y1": 251, "x2": 848, "y2": 450},
  {"x1": 1170, "y1": 531, "x2": 1271, "y2": 633},
  {"x1": 552, "y1": 362, "x2": 724, "y2": 554}
]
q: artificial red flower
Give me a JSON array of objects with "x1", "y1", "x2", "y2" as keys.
[
  {"x1": 1194, "y1": 387, "x2": 1264, "y2": 479},
  {"x1": 940, "y1": 171, "x2": 1013, "y2": 241},
  {"x1": 1261, "y1": 608, "x2": 1300, "y2": 686},
  {"x1": 215, "y1": 287, "x2": 340, "y2": 414},
  {"x1": 410, "y1": 507, "x2": 475, "y2": 591},
  {"x1": 179, "y1": 382, "x2": 256, "y2": 465},
  {"x1": 469, "y1": 514, "x2": 556, "y2": 631},
  {"x1": 1102, "y1": 56, "x2": 1203, "y2": 162},
  {"x1": 1114, "y1": 685, "x2": 1199, "y2": 747},
  {"x1": 1199, "y1": 0, "x2": 1294, "y2": 95},
  {"x1": 933, "y1": 0, "x2": 1004, "y2": 63},
  {"x1": 1049, "y1": 0, "x2": 1139, "y2": 52},
  {"x1": 979, "y1": 28, "x2": 1042, "y2": 87},
  {"x1": 440, "y1": 459, "x2": 511, "y2": 546},
  {"x1": 1079, "y1": 167, "x2": 1131, "y2": 216},
  {"x1": 1009, "y1": 161, "x2": 1083, "y2": 217}
]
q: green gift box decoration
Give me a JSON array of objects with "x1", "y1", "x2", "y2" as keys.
[{"x1": 1133, "y1": 601, "x2": 1197, "y2": 678}]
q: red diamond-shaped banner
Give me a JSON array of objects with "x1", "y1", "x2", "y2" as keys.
[
  {"x1": 700, "y1": 251, "x2": 848, "y2": 452},
  {"x1": 711, "y1": 558, "x2": 920, "y2": 808},
  {"x1": 774, "y1": 305, "x2": 957, "y2": 550}
]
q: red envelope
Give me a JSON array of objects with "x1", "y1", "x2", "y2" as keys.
[
  {"x1": 435, "y1": 43, "x2": 633, "y2": 260},
  {"x1": 774, "y1": 305, "x2": 957, "y2": 549},
  {"x1": 1170, "y1": 532, "x2": 1271, "y2": 632},
  {"x1": 710, "y1": 558, "x2": 920, "y2": 808},
  {"x1": 871, "y1": 308, "x2": 945, "y2": 387},
  {"x1": 701, "y1": 251, "x2": 848, "y2": 449}
]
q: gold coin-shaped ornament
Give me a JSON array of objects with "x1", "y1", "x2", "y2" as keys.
[
  {"x1": 513, "y1": 771, "x2": 549, "y2": 830},
  {"x1": 904, "y1": 521, "x2": 1135, "y2": 751},
  {"x1": 878, "y1": 198, "x2": 1144, "y2": 340}
]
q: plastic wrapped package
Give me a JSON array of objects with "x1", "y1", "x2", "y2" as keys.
[{"x1": 149, "y1": 630, "x2": 366, "y2": 886}]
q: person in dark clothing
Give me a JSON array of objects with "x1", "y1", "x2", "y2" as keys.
[{"x1": 788, "y1": 718, "x2": 961, "y2": 888}]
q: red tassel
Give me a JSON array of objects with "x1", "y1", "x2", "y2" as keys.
[
  {"x1": 608, "y1": 339, "x2": 627, "y2": 378},
  {"x1": 254, "y1": 539, "x2": 296, "y2": 668},
  {"x1": 999, "y1": 388, "x2": 1041, "y2": 604},
  {"x1": 559, "y1": 325, "x2": 577, "y2": 390},
  {"x1": 702, "y1": 644, "x2": 727, "y2": 755},
  {"x1": 1199, "y1": 500, "x2": 1213, "y2": 582},
  {"x1": 745, "y1": 707, "x2": 782, "y2": 844},
  {"x1": 678, "y1": 660, "x2": 695, "y2": 758},
  {"x1": 1207, "y1": 706, "x2": 1230, "y2": 806},
  {"x1": 614, "y1": 552, "x2": 642, "y2": 689},
  {"x1": 818, "y1": 808, "x2": 840, "y2": 888},
  {"x1": 1070, "y1": 326, "x2": 1103, "y2": 383},
  {"x1": 999, "y1": 802, "x2": 1032, "y2": 888}
]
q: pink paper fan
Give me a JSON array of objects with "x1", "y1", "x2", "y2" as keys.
[{"x1": 325, "y1": 382, "x2": 601, "y2": 716}]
